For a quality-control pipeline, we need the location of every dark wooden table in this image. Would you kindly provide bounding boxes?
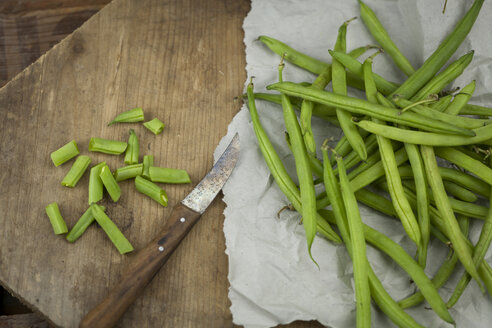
[0,1,324,327]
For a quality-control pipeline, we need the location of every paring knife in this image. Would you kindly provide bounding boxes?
[80,133,240,328]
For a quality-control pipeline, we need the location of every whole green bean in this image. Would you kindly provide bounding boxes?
[442,180,478,203]
[355,188,396,218]
[333,134,378,176]
[444,80,476,115]
[336,154,371,328]
[435,146,492,186]
[331,128,371,165]
[462,103,492,116]
[363,56,420,246]
[421,145,483,290]
[267,82,474,136]
[410,51,474,101]
[389,0,485,99]
[358,0,415,76]
[246,80,340,243]
[332,19,368,161]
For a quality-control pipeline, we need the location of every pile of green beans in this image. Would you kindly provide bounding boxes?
[247,0,491,327]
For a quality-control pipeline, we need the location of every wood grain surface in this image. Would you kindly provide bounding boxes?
[0,0,327,327]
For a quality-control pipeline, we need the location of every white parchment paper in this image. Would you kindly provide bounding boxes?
[215,1,492,327]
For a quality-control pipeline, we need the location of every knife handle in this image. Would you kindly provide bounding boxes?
[79,203,201,328]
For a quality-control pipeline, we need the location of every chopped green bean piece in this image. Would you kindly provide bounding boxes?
[88,162,106,205]
[50,140,80,167]
[124,129,139,164]
[149,167,191,184]
[108,107,144,125]
[142,155,154,179]
[99,164,121,202]
[45,202,68,234]
[88,138,127,155]
[114,164,143,182]
[143,118,165,135]
[66,205,105,243]
[135,176,168,206]
[91,204,134,254]
[61,155,91,188]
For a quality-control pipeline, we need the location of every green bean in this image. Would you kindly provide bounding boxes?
[142,155,154,179]
[447,168,492,307]
[257,35,368,90]
[393,97,488,131]
[355,188,396,218]
[280,65,319,259]
[88,162,106,205]
[329,50,399,96]
[462,103,492,116]
[246,80,341,243]
[355,119,492,146]
[332,20,367,161]
[143,118,165,135]
[135,176,168,207]
[336,154,371,328]
[444,80,476,115]
[389,0,485,99]
[113,164,143,182]
[435,146,492,186]
[410,51,474,101]
[88,138,127,155]
[285,131,324,178]
[50,140,79,167]
[124,129,139,165]
[442,180,478,203]
[430,95,453,112]
[358,0,415,76]
[347,148,384,181]
[66,205,106,243]
[149,167,191,184]
[108,107,144,125]
[331,128,371,165]
[267,82,474,136]
[421,145,483,290]
[99,164,121,202]
[45,202,68,234]
[376,92,429,267]
[398,216,469,309]
[333,134,378,176]
[91,204,134,254]
[363,56,420,246]
[456,145,485,162]
[61,155,91,188]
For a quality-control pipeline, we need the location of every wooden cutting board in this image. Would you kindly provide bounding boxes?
[0,0,248,326]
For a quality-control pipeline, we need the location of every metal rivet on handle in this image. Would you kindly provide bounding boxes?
[180,217,186,223]
[158,246,164,252]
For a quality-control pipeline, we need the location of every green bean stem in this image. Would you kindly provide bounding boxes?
[99,164,121,202]
[88,138,128,155]
[135,176,168,207]
[108,107,144,126]
[88,162,106,205]
[91,204,134,254]
[124,129,139,165]
[421,145,483,290]
[358,0,415,76]
[61,155,91,188]
[444,80,476,115]
[113,164,143,182]
[50,140,80,167]
[45,202,68,234]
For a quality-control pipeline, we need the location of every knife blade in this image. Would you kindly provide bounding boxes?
[80,133,239,328]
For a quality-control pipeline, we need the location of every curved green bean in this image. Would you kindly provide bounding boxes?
[267,82,474,136]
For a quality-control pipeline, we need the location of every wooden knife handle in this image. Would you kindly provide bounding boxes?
[79,203,201,328]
